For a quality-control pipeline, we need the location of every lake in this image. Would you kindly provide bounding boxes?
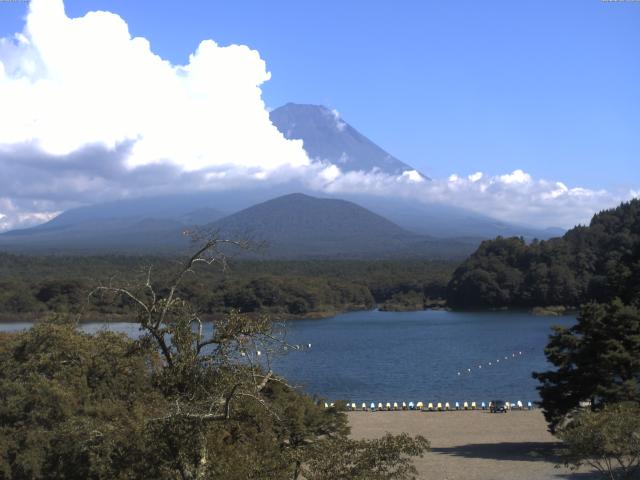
[0,310,574,405]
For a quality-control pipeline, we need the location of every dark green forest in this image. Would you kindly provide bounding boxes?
[447,199,640,309]
[4,199,640,319]
[0,255,454,321]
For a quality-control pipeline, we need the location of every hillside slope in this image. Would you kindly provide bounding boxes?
[209,193,475,259]
[0,193,477,259]
[447,199,640,308]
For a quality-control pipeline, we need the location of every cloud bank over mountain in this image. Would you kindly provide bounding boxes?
[0,0,636,232]
[317,169,630,230]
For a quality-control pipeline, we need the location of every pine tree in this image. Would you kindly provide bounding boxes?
[534,300,640,431]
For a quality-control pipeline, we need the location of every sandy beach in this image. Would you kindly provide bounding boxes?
[348,410,597,480]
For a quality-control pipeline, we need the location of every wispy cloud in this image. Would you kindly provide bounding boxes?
[330,109,347,132]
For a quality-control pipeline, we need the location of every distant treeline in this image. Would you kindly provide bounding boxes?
[447,199,640,309]
[0,255,455,320]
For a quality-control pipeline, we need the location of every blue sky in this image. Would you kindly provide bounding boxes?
[0,0,635,188]
[0,0,637,230]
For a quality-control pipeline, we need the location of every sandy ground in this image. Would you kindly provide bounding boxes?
[348,410,598,480]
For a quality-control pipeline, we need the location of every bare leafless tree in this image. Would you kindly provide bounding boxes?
[89,234,289,479]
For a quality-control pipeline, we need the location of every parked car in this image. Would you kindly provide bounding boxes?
[490,400,508,413]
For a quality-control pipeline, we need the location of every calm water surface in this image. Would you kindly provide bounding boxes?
[274,310,575,404]
[2,310,574,404]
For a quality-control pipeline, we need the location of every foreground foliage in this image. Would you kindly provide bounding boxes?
[0,240,429,479]
[0,322,165,479]
[534,300,640,431]
[557,403,640,480]
[304,434,430,480]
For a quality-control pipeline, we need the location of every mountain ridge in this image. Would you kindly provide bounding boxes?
[0,193,478,259]
[206,193,477,259]
[0,102,564,252]
[270,103,428,179]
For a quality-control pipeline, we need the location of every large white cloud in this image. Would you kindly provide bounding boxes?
[0,0,309,171]
[0,0,636,233]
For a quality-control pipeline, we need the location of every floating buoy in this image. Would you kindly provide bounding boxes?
[257,350,262,356]
[455,349,529,379]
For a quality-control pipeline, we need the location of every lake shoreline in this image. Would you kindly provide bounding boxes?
[0,304,577,324]
[1,310,576,402]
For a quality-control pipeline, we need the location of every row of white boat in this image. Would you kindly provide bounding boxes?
[325,400,534,411]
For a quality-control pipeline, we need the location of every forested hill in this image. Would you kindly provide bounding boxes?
[446,199,640,309]
[0,255,455,320]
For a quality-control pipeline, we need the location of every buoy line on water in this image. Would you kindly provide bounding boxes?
[283,343,312,352]
[456,350,525,377]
